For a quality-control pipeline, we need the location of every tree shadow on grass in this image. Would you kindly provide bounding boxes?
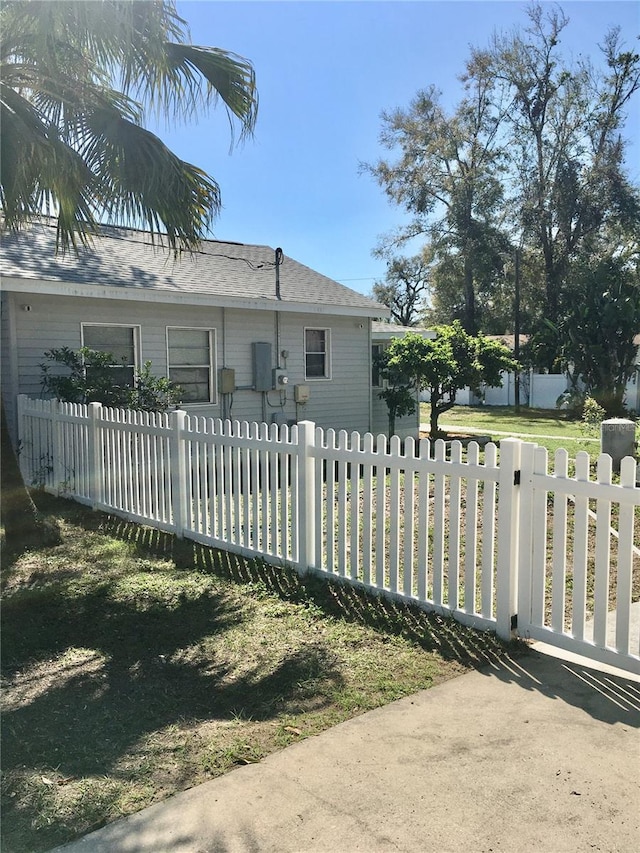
[99,513,640,725]
[1,574,344,781]
[103,514,518,669]
[2,500,504,853]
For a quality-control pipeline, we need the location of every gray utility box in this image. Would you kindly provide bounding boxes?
[601,418,636,473]
[252,342,272,392]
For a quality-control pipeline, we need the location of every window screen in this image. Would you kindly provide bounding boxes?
[167,328,214,403]
[82,325,136,387]
[305,328,330,379]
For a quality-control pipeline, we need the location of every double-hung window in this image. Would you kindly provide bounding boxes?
[81,324,138,386]
[304,328,331,379]
[167,327,216,404]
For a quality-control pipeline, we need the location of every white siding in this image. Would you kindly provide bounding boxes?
[5,292,375,434]
[219,310,372,432]
[9,291,223,398]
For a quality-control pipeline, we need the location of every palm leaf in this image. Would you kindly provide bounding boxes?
[84,108,221,252]
[0,83,98,249]
[0,0,258,252]
[163,44,258,142]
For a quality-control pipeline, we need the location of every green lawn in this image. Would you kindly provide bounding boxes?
[1,495,515,853]
[420,404,584,438]
[419,404,605,461]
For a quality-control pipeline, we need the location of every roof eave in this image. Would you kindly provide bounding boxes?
[0,276,390,319]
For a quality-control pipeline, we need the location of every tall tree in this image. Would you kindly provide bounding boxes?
[544,247,640,416]
[479,3,640,323]
[0,1,258,553]
[372,254,431,326]
[0,0,258,252]
[364,61,506,334]
[367,2,639,364]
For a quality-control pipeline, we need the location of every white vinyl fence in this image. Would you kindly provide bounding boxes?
[17,396,640,675]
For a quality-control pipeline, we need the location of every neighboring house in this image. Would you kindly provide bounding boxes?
[1,220,397,442]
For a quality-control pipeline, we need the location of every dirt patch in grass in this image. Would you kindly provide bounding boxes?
[1,494,517,853]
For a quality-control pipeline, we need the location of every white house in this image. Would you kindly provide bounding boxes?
[1,220,421,441]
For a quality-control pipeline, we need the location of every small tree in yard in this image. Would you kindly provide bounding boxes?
[375,348,417,439]
[382,323,517,437]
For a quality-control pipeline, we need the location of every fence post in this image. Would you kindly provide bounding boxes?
[51,399,63,493]
[16,394,28,481]
[495,438,522,640]
[296,420,316,574]
[87,402,103,509]
[169,409,188,537]
[515,441,537,636]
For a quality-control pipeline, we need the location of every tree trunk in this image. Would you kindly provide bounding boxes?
[463,250,477,335]
[430,392,441,437]
[388,410,396,441]
[0,400,58,552]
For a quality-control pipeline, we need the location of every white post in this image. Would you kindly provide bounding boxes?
[515,441,537,635]
[296,420,316,574]
[169,409,188,537]
[51,399,63,493]
[16,394,28,481]
[88,402,103,509]
[495,438,522,640]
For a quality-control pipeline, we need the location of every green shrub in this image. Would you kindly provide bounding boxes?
[580,396,606,437]
[40,347,183,412]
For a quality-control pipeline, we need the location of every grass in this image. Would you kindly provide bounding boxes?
[423,404,584,439]
[419,404,613,462]
[0,494,516,853]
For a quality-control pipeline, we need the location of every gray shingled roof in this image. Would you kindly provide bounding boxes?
[0,220,387,316]
[372,321,435,339]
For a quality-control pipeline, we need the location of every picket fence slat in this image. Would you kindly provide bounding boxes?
[551,450,569,633]
[616,458,636,654]
[432,440,447,607]
[16,396,640,674]
[362,432,374,587]
[572,453,590,641]
[416,441,430,602]
[448,441,463,612]
[593,456,611,646]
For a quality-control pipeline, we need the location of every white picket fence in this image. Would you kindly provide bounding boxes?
[17,396,640,675]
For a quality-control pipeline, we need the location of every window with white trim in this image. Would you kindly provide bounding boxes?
[81,324,138,386]
[304,328,331,379]
[167,327,216,403]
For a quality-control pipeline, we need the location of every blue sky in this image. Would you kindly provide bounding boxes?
[161,1,639,295]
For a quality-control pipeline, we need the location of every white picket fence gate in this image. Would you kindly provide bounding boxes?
[17,395,640,675]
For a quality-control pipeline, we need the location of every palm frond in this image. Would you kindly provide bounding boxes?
[0,0,257,252]
[85,109,221,252]
[0,83,98,250]
[162,44,258,141]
